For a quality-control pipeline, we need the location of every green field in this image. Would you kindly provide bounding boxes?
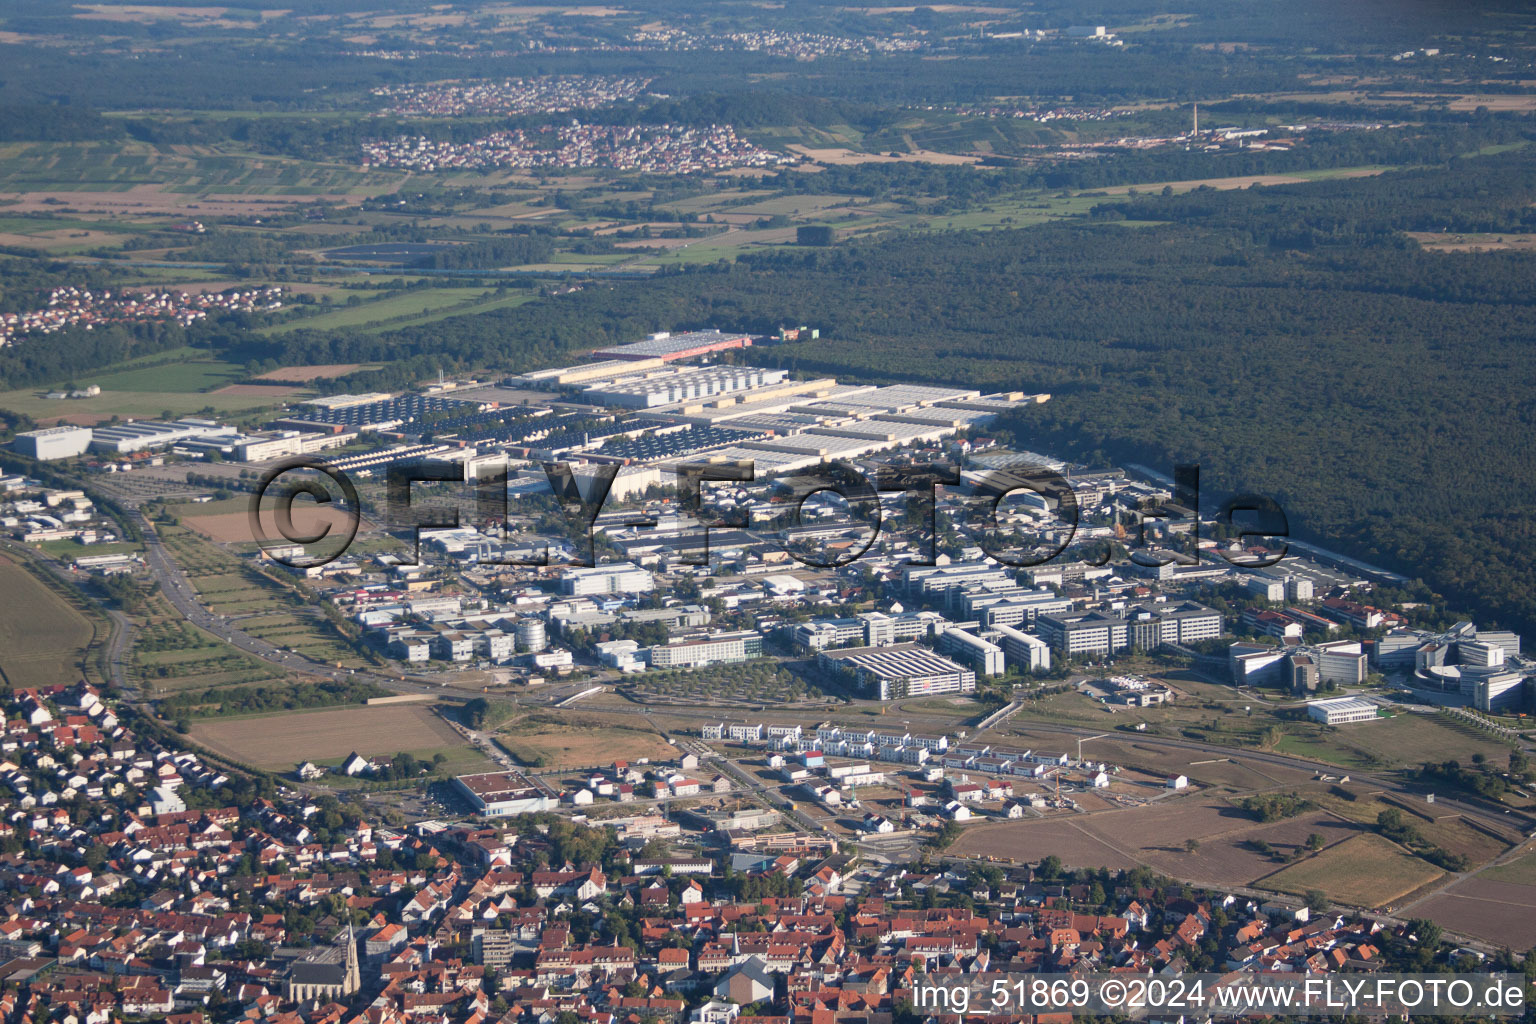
[0,556,99,689]
[264,287,502,333]
[0,348,288,422]
[1482,852,1536,887]
[34,539,143,559]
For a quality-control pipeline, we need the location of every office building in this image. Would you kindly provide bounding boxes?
[559,562,654,596]
[818,643,976,700]
[1035,611,1128,658]
[935,626,1005,677]
[648,630,763,670]
[1306,696,1379,725]
[991,623,1051,672]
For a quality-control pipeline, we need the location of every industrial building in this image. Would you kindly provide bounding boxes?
[452,771,556,817]
[583,365,788,409]
[817,643,976,700]
[88,418,225,454]
[12,425,91,461]
[590,329,752,362]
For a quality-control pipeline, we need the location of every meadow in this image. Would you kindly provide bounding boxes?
[0,556,98,689]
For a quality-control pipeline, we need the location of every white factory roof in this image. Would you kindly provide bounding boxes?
[590,329,749,358]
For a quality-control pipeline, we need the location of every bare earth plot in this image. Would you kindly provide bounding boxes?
[1134,810,1363,887]
[181,504,374,546]
[254,364,368,382]
[951,818,1144,870]
[788,145,981,166]
[192,704,467,769]
[208,384,303,397]
[1096,169,1386,195]
[497,714,679,769]
[1409,232,1536,253]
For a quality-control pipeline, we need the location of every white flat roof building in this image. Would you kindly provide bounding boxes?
[583,366,787,409]
[89,419,224,454]
[13,425,91,461]
[1306,696,1378,725]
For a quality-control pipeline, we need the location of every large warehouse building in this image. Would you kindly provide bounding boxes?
[582,365,787,409]
[89,418,224,454]
[13,425,92,461]
[591,330,752,362]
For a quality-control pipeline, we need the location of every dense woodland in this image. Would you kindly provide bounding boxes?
[204,148,1536,642]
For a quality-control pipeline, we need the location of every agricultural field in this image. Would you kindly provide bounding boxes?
[131,612,284,696]
[951,818,1145,872]
[153,523,367,668]
[1407,877,1536,950]
[1259,833,1445,910]
[0,141,395,197]
[1311,786,1521,866]
[1479,851,1536,887]
[0,348,288,424]
[495,712,678,769]
[191,702,487,772]
[263,287,510,333]
[0,556,99,689]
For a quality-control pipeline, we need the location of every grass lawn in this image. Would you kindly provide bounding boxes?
[35,539,143,559]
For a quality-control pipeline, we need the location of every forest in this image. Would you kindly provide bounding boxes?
[210,147,1536,643]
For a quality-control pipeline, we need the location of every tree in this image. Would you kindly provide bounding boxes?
[1305,833,1325,852]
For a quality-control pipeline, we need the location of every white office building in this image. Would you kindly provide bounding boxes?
[991,623,1052,673]
[1306,696,1379,725]
[935,626,1005,677]
[559,562,655,596]
[648,631,763,670]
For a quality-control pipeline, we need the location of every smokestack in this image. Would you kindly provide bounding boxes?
[1193,103,1199,136]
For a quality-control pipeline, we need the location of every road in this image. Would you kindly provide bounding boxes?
[81,494,1536,859]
